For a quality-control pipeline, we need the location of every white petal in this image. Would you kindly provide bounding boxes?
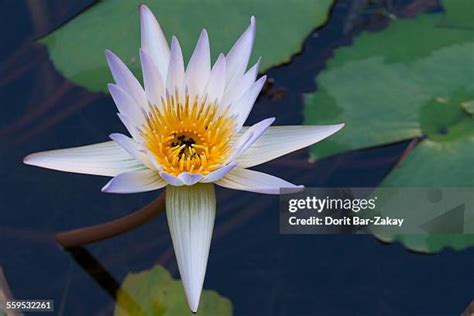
[216,168,302,194]
[140,4,170,80]
[160,172,184,186]
[236,124,345,168]
[185,30,211,100]
[201,163,237,183]
[202,53,226,104]
[117,112,141,140]
[144,150,163,171]
[140,49,165,107]
[159,172,203,186]
[109,133,154,169]
[166,183,216,313]
[102,169,166,193]
[23,141,143,177]
[228,117,274,162]
[225,16,256,85]
[108,84,144,126]
[178,173,203,185]
[105,50,147,110]
[232,75,266,128]
[166,37,185,101]
[222,58,260,107]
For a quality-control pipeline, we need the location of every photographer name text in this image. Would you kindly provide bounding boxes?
[288,216,404,227]
[286,196,404,228]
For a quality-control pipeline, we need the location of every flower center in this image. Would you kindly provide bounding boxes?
[141,93,236,176]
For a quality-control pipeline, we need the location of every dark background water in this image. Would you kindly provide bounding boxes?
[1,0,473,315]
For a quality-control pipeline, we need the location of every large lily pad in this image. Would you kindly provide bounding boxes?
[305,42,474,159]
[304,0,474,159]
[372,91,474,252]
[41,0,333,93]
[365,186,474,253]
[114,265,232,316]
[304,3,474,252]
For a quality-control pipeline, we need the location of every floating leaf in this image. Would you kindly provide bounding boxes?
[369,186,474,253]
[305,42,474,159]
[304,5,474,252]
[41,0,333,93]
[114,265,232,316]
[439,0,474,29]
[327,15,474,68]
[372,92,474,252]
[304,4,474,159]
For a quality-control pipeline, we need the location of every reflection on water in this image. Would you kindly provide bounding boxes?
[1,0,473,315]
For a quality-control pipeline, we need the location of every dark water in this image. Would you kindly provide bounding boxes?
[1,1,473,315]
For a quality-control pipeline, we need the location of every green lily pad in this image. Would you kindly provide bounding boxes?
[41,0,333,93]
[371,186,474,253]
[305,42,474,159]
[373,94,474,252]
[326,0,474,69]
[304,8,474,159]
[327,15,474,68]
[304,5,474,252]
[366,187,474,253]
[439,0,474,29]
[114,265,232,316]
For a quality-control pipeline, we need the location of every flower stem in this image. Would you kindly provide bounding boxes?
[55,193,166,248]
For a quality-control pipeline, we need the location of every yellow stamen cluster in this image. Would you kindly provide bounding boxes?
[141,93,236,176]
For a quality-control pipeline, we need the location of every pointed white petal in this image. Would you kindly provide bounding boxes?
[202,54,226,104]
[225,16,256,85]
[216,168,302,194]
[201,163,237,183]
[145,149,163,171]
[166,37,185,101]
[222,58,260,107]
[232,75,266,128]
[228,117,274,162]
[108,84,144,126]
[105,50,147,110]
[140,49,165,107]
[102,169,166,193]
[117,112,141,140]
[237,124,345,168]
[23,141,143,177]
[185,30,211,100]
[109,133,154,169]
[140,4,170,80]
[166,183,216,313]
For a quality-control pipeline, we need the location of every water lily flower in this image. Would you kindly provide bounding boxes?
[24,4,344,312]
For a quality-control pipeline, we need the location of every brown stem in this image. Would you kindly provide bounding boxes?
[56,193,166,248]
